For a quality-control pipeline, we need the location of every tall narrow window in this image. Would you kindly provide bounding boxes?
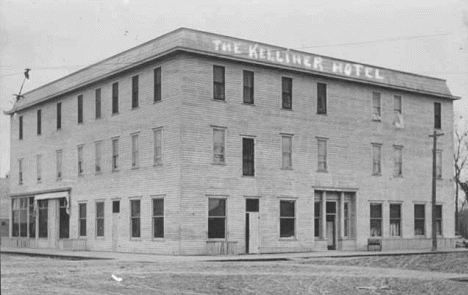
[394,95,402,114]
[436,150,442,179]
[242,137,255,176]
[282,77,292,109]
[56,150,62,180]
[131,134,139,168]
[435,205,442,235]
[213,128,225,164]
[370,203,382,237]
[281,135,292,169]
[79,203,87,237]
[372,144,382,175]
[213,66,225,100]
[112,138,119,171]
[317,138,328,172]
[153,198,164,238]
[280,200,295,238]
[130,200,141,238]
[132,75,139,109]
[414,204,425,236]
[36,154,42,182]
[153,128,162,165]
[112,82,119,114]
[390,203,401,237]
[393,145,403,177]
[77,145,84,176]
[372,92,381,121]
[57,102,62,129]
[59,198,69,239]
[19,115,23,139]
[18,158,23,185]
[96,202,104,237]
[434,102,441,129]
[243,70,254,104]
[344,202,350,237]
[317,83,327,114]
[95,88,101,119]
[38,200,48,238]
[13,198,28,237]
[314,202,321,238]
[208,198,226,239]
[77,94,83,124]
[95,141,102,173]
[154,67,161,102]
[37,109,42,135]
[12,199,19,236]
[29,197,35,238]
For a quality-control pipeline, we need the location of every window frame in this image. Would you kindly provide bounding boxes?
[112,82,119,115]
[242,137,255,176]
[213,65,225,100]
[414,204,425,236]
[95,201,105,237]
[152,197,164,239]
[280,199,296,238]
[131,75,139,109]
[435,205,442,236]
[37,109,42,135]
[78,203,87,237]
[95,141,102,174]
[393,145,403,177]
[77,94,84,124]
[19,115,23,140]
[56,149,63,180]
[112,137,119,171]
[36,154,42,183]
[372,143,382,176]
[281,134,293,169]
[77,145,84,176]
[38,199,48,238]
[394,95,402,114]
[213,127,226,165]
[372,92,381,121]
[153,128,162,166]
[281,77,292,110]
[317,82,327,114]
[131,133,139,169]
[95,88,101,119]
[314,201,321,238]
[389,203,402,237]
[130,199,141,238]
[18,158,23,185]
[208,197,227,239]
[154,67,161,102]
[56,102,62,130]
[243,70,254,104]
[434,102,441,129]
[370,203,382,237]
[436,149,442,179]
[317,137,328,172]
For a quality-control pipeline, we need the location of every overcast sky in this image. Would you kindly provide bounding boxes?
[0,0,467,177]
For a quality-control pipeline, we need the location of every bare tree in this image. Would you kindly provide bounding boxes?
[454,118,468,234]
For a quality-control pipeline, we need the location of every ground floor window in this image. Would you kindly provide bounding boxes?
[96,202,104,237]
[12,197,28,237]
[390,203,401,237]
[79,203,87,237]
[29,197,35,238]
[208,198,226,239]
[370,203,382,237]
[414,204,425,236]
[280,200,295,238]
[59,198,69,239]
[152,198,164,238]
[130,199,141,238]
[344,202,350,237]
[314,202,321,238]
[38,200,48,238]
[435,205,442,236]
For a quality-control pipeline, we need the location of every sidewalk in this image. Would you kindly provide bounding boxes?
[2,246,467,262]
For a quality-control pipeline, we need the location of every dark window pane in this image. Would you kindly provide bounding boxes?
[78,95,83,123]
[37,109,41,135]
[132,75,139,108]
[242,138,255,176]
[243,70,254,104]
[96,219,104,237]
[209,199,225,216]
[317,83,327,114]
[246,199,259,212]
[435,205,442,219]
[213,66,225,100]
[415,205,425,219]
[390,204,401,218]
[112,82,119,114]
[131,200,140,217]
[19,116,23,139]
[96,202,104,217]
[280,200,295,217]
[370,220,382,236]
[326,202,336,214]
[282,77,292,109]
[38,200,48,238]
[95,88,101,119]
[153,199,164,216]
[29,197,35,237]
[57,103,62,129]
[153,217,164,238]
[208,217,225,238]
[154,67,161,102]
[434,102,441,129]
[370,204,382,218]
[280,219,295,238]
[131,218,140,238]
[314,202,321,217]
[112,201,120,213]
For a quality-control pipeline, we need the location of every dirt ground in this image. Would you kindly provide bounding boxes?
[1,252,467,295]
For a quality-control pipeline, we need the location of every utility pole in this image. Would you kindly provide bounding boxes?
[429,130,444,251]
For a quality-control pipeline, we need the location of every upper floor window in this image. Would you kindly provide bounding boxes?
[112,82,119,114]
[56,149,63,180]
[213,128,226,165]
[317,138,328,172]
[36,154,42,183]
[19,115,23,140]
[18,158,23,185]
[242,137,255,176]
[282,77,292,109]
[372,92,381,121]
[243,70,254,104]
[77,94,83,124]
[154,67,161,102]
[434,102,441,129]
[95,141,102,173]
[57,102,62,130]
[95,88,101,119]
[394,95,402,114]
[213,66,225,100]
[77,145,84,176]
[37,109,41,135]
[393,145,403,177]
[372,143,382,175]
[436,149,442,179]
[281,135,292,169]
[153,128,162,165]
[317,83,327,114]
[112,138,119,171]
[132,75,139,109]
[131,133,139,168]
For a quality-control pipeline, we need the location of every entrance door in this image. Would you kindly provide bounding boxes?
[112,200,120,252]
[326,215,336,250]
[245,199,260,254]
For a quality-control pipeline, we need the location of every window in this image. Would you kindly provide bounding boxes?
[131,75,139,109]
[314,202,321,238]
[317,83,327,114]
[112,138,119,171]
[95,141,102,173]
[130,199,140,238]
[95,88,101,119]
[436,150,442,179]
[56,150,62,180]
[246,199,259,212]
[153,198,164,238]
[112,82,119,114]
[242,137,255,176]
[57,102,62,130]
[18,158,23,185]
[317,138,328,172]
[213,128,225,164]
[153,128,162,165]
[19,115,23,140]
[77,145,84,175]
[370,203,382,237]
[208,198,226,239]
[79,203,87,237]
[434,102,441,129]
[243,70,254,104]
[213,66,225,100]
[281,135,292,169]
[393,145,403,177]
[113,201,120,213]
[372,92,381,121]
[435,205,442,235]
[29,197,35,238]
[78,94,83,124]
[372,144,382,175]
[96,202,104,237]
[394,95,402,114]
[37,109,41,135]
[282,77,292,109]
[344,202,350,238]
[59,198,69,239]
[414,204,425,236]
[11,198,27,237]
[36,154,42,182]
[390,204,401,237]
[280,200,295,238]
[38,200,48,238]
[131,134,139,168]
[154,67,161,102]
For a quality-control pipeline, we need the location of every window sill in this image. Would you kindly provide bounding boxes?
[153,100,162,104]
[112,169,120,173]
[372,173,382,177]
[242,102,255,106]
[130,237,142,241]
[78,122,83,125]
[96,236,105,239]
[317,169,328,173]
[281,167,293,170]
[95,117,101,120]
[242,175,255,178]
[131,166,140,170]
[393,175,403,178]
[131,107,140,111]
[279,237,297,241]
[56,178,62,182]
[95,171,102,175]
[281,108,293,111]
[78,174,84,177]
[37,180,42,184]
[316,113,327,116]
[152,237,165,241]
[207,238,227,242]
[212,162,226,166]
[372,119,381,122]
[212,99,226,102]
[111,112,119,116]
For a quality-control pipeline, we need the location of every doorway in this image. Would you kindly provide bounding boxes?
[112,200,120,252]
[326,202,336,250]
[245,199,259,254]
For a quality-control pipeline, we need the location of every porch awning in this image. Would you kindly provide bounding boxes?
[35,191,70,213]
